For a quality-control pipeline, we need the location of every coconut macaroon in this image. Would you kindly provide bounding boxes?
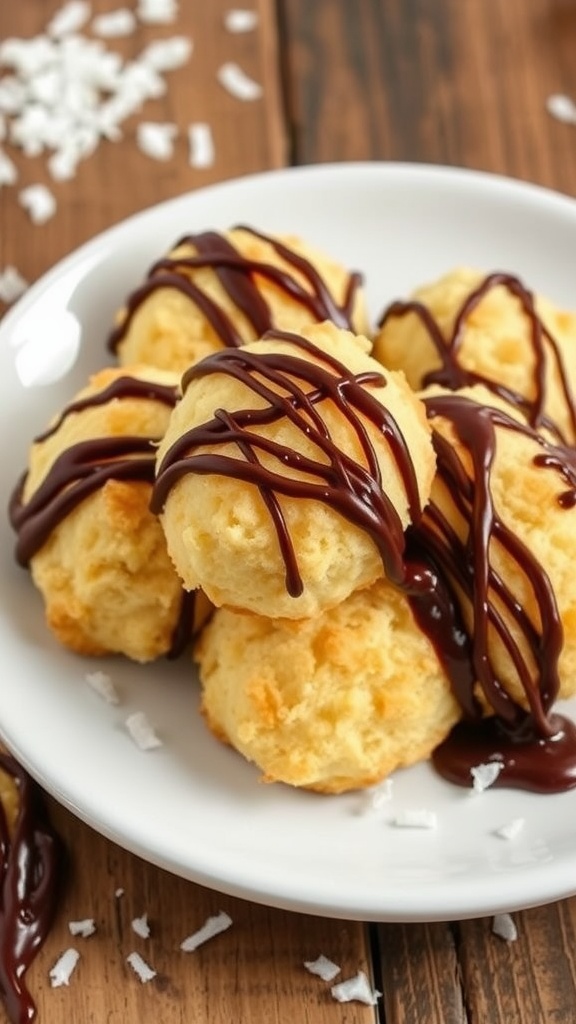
[196,578,460,793]
[374,267,576,444]
[152,321,436,620]
[107,226,369,374]
[420,383,576,728]
[9,364,200,663]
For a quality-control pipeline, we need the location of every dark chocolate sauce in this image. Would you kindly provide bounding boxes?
[0,754,63,1024]
[378,271,576,444]
[107,227,363,354]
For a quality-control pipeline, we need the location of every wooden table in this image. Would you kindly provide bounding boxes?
[2,2,576,1022]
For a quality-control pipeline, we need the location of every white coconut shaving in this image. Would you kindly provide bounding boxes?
[224,9,259,33]
[49,947,81,987]
[47,1,92,39]
[188,121,214,168]
[115,887,125,899]
[391,809,437,830]
[180,910,233,952]
[492,913,518,942]
[330,970,381,1006]
[470,761,503,793]
[125,711,162,751]
[494,817,525,841]
[0,265,28,303]
[126,950,157,982]
[140,36,192,72]
[85,670,120,705]
[136,120,178,160]
[131,913,151,939]
[546,93,576,125]
[137,0,179,24]
[18,183,56,223]
[303,954,341,982]
[68,918,96,938]
[217,62,263,101]
[356,778,393,814]
[0,148,18,187]
[92,9,137,38]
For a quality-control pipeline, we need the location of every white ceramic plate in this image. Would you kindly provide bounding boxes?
[2,162,576,924]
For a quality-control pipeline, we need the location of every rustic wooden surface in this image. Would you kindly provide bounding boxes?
[2,1,576,1022]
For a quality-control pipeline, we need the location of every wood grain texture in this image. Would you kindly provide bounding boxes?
[281,0,576,194]
[376,922,466,1023]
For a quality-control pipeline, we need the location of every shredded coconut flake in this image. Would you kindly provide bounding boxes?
[126,950,157,982]
[188,121,214,168]
[49,947,81,987]
[140,36,192,72]
[68,918,96,938]
[180,910,233,952]
[137,0,179,24]
[304,954,341,982]
[546,93,576,125]
[136,120,178,160]
[357,778,393,814]
[115,887,125,898]
[92,9,137,37]
[47,1,92,39]
[0,265,28,303]
[217,61,263,101]
[18,183,56,223]
[494,817,525,841]
[492,912,518,942]
[85,670,120,705]
[125,711,162,751]
[471,761,503,793]
[330,970,381,1006]
[0,148,18,186]
[391,809,437,830]
[131,913,151,939]
[224,9,259,33]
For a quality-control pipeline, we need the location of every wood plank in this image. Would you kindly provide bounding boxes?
[280,0,576,194]
[376,922,467,1024]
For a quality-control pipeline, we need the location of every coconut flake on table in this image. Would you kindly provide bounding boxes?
[68,918,96,938]
[49,948,81,987]
[139,36,193,72]
[224,9,259,33]
[125,711,162,751]
[0,148,17,187]
[131,913,151,939]
[47,1,92,39]
[303,954,341,982]
[494,817,525,841]
[115,887,125,899]
[92,9,137,38]
[188,121,214,168]
[391,808,437,830]
[330,970,381,1006]
[85,669,120,705]
[136,120,178,160]
[180,911,233,952]
[18,183,56,223]
[137,0,179,24]
[470,761,503,793]
[126,951,157,983]
[546,93,576,125]
[0,265,28,303]
[492,913,518,942]
[217,61,263,101]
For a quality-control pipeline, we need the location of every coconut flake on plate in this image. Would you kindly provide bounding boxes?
[92,9,137,38]
[85,670,120,705]
[492,913,518,942]
[68,918,96,938]
[180,910,233,952]
[224,9,259,33]
[49,948,81,987]
[136,121,178,161]
[391,809,437,830]
[0,265,28,303]
[303,954,341,981]
[188,121,215,168]
[470,761,503,793]
[494,817,525,841]
[330,970,381,1006]
[125,711,162,751]
[18,183,57,224]
[126,951,157,983]
[217,62,263,101]
[131,913,151,939]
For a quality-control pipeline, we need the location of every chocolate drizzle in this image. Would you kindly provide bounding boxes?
[107,227,363,354]
[379,271,576,444]
[0,754,63,1024]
